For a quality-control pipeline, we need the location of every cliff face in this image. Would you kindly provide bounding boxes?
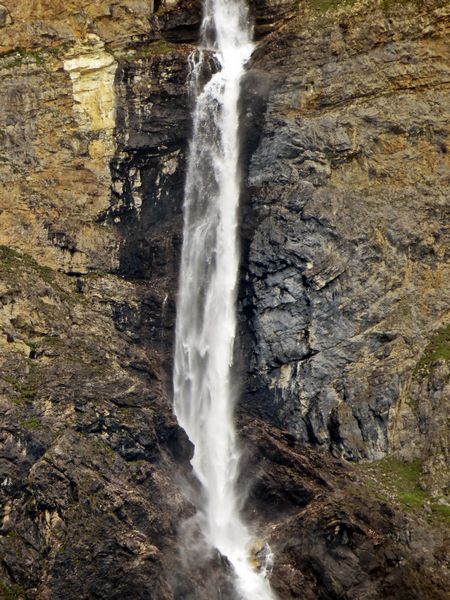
[241,0,449,490]
[0,0,449,599]
[0,3,198,598]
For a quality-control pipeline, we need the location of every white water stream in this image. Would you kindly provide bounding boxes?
[173,1,276,598]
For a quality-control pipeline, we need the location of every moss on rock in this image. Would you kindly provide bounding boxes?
[415,323,450,377]
[359,457,450,524]
[0,580,26,600]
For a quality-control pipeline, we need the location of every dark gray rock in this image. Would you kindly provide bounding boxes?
[241,418,450,600]
[240,1,450,468]
[0,4,11,27]
[249,0,300,38]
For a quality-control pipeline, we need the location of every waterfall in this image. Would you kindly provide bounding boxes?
[173,1,276,598]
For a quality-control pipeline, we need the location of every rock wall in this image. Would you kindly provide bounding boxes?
[241,0,449,488]
[0,2,198,598]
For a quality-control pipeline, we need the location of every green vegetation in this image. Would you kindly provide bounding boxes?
[380,0,427,9]
[0,246,56,285]
[26,336,63,353]
[0,43,71,70]
[0,580,25,600]
[0,246,86,312]
[121,40,176,61]
[368,458,428,507]
[415,323,450,376]
[360,457,450,524]
[20,416,42,431]
[431,503,450,520]
[82,270,110,281]
[1,375,37,404]
[40,335,63,347]
[307,0,430,15]
[0,48,45,69]
[16,381,37,403]
[6,530,18,540]
[308,0,358,13]
[0,246,23,264]
[92,439,117,461]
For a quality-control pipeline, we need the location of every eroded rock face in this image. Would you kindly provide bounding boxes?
[108,41,193,283]
[240,0,450,481]
[0,248,195,599]
[0,3,195,598]
[154,0,202,42]
[64,36,117,133]
[250,0,300,37]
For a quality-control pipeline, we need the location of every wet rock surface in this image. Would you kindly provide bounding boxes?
[107,41,192,283]
[155,0,202,43]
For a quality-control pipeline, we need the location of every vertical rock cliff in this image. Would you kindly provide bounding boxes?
[241,0,449,487]
[0,0,448,598]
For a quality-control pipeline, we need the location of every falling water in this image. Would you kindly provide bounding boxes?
[173,1,276,598]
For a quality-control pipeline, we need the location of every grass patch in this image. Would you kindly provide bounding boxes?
[21,416,42,430]
[308,0,358,13]
[431,504,450,520]
[0,246,75,301]
[360,457,450,524]
[17,381,37,403]
[0,579,25,600]
[373,458,427,507]
[1,375,37,404]
[0,246,23,265]
[414,323,450,377]
[0,43,71,70]
[0,48,45,69]
[361,457,424,505]
[0,245,55,285]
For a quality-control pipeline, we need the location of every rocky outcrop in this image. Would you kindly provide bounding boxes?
[0,5,11,28]
[241,418,449,600]
[0,0,187,275]
[0,2,195,598]
[108,40,192,283]
[154,0,202,42]
[250,0,300,37]
[0,0,448,598]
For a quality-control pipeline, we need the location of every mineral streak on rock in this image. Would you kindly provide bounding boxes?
[64,35,117,133]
